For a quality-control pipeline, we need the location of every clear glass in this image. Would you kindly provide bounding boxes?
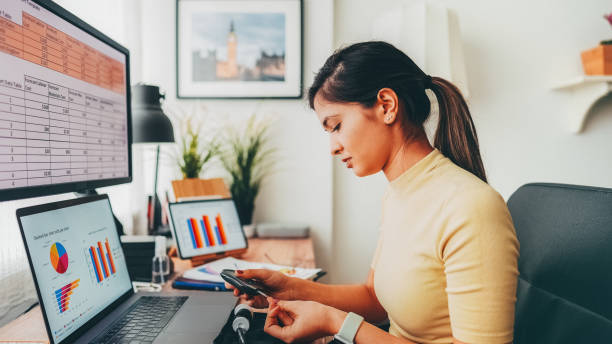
[151,254,170,284]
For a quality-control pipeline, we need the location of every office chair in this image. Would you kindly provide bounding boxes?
[507,183,612,343]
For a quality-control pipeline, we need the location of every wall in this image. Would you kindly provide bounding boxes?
[331,0,612,284]
[137,0,335,272]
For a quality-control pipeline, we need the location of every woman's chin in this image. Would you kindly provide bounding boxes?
[352,165,375,178]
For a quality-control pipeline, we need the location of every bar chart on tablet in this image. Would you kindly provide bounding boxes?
[186,213,229,249]
[169,200,247,257]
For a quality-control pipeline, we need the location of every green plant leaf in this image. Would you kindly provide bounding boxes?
[221,114,276,224]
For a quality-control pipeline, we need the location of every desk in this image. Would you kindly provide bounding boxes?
[0,238,315,343]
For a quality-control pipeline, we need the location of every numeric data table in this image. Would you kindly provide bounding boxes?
[0,74,127,189]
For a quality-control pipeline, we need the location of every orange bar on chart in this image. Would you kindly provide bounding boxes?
[105,239,116,274]
[215,214,228,245]
[90,246,103,282]
[203,215,216,246]
[191,218,203,248]
[98,241,110,278]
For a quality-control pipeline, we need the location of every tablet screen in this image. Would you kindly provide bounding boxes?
[168,199,247,258]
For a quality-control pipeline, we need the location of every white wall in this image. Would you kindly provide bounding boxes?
[137,0,335,272]
[331,0,612,284]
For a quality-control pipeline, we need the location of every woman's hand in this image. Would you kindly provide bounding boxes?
[264,298,346,343]
[224,269,297,308]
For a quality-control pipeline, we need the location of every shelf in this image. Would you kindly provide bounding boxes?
[552,76,612,133]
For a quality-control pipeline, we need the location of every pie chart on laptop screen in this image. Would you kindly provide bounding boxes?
[50,242,69,274]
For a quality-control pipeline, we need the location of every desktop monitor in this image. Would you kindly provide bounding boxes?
[0,0,132,202]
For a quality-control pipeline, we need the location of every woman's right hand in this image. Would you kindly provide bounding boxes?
[224,269,297,308]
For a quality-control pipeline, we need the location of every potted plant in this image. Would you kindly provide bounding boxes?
[169,114,230,200]
[178,118,218,178]
[580,12,612,75]
[221,115,275,234]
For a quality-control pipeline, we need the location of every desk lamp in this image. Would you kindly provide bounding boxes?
[132,84,175,234]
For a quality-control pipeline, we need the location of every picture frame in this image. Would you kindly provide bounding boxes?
[176,0,303,99]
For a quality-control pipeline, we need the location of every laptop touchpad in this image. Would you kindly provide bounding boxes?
[160,292,236,339]
[166,303,232,333]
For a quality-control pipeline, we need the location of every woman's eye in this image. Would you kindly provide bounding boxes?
[332,123,341,132]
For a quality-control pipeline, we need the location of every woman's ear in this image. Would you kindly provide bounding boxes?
[377,88,399,125]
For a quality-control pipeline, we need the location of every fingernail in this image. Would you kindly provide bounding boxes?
[237,270,244,274]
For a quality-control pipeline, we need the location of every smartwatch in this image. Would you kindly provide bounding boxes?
[333,312,364,344]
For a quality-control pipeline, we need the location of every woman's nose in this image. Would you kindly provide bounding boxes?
[330,136,342,156]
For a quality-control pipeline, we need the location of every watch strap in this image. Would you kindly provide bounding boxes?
[333,312,364,344]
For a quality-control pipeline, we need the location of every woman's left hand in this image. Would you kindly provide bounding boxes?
[264,298,345,343]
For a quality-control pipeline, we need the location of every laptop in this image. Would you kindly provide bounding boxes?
[16,194,237,344]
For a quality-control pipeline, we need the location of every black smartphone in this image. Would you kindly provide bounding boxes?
[220,269,270,297]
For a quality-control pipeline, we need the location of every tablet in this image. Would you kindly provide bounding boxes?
[168,198,248,260]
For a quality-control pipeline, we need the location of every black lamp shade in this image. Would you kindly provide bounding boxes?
[131,84,175,143]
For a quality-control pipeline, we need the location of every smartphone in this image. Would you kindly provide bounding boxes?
[220,269,270,297]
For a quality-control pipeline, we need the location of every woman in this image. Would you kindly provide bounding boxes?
[228,41,519,344]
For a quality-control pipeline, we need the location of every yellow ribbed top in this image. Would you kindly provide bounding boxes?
[372,149,519,344]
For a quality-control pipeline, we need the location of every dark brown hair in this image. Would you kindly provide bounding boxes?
[308,41,487,182]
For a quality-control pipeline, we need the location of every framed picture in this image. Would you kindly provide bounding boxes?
[176,0,303,99]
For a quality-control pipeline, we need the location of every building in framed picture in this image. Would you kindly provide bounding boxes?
[177,0,302,99]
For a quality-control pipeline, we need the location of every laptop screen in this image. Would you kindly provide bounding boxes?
[18,197,132,343]
[168,199,247,258]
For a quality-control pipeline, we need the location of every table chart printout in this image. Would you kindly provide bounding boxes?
[0,0,128,191]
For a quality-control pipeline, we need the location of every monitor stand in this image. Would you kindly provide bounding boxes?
[74,189,125,236]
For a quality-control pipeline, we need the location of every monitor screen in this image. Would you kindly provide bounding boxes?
[18,196,132,344]
[168,199,247,258]
[0,0,131,201]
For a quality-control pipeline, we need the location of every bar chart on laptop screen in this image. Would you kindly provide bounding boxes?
[85,237,118,284]
[0,0,128,190]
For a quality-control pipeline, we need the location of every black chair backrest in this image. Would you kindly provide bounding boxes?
[507,183,612,343]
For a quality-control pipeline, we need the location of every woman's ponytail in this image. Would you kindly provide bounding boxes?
[429,77,487,183]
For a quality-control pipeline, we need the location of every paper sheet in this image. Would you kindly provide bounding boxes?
[183,256,322,282]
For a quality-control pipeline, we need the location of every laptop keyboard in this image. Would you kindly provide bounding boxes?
[89,296,188,344]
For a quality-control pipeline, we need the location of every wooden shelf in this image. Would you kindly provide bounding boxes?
[552,76,612,133]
